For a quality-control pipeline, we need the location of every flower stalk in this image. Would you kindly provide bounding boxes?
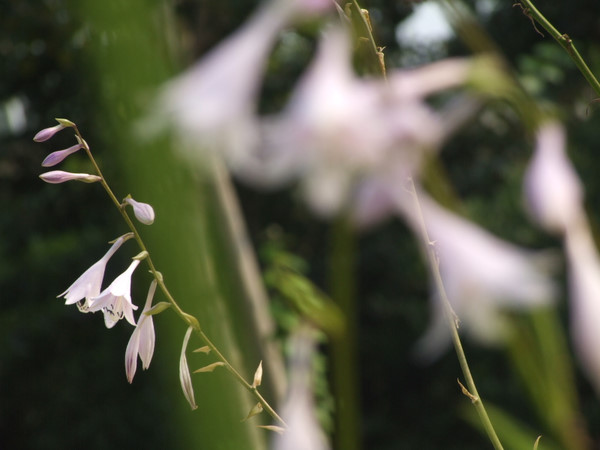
[66,123,286,427]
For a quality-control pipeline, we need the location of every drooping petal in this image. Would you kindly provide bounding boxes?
[523,121,584,234]
[565,222,600,393]
[40,170,101,184]
[42,143,83,167]
[179,326,198,410]
[138,280,157,369]
[124,197,155,225]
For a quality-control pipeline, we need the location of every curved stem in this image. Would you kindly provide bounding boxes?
[407,179,504,450]
[517,0,600,97]
[74,125,286,427]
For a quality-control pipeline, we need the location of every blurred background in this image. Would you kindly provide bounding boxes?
[2,0,600,448]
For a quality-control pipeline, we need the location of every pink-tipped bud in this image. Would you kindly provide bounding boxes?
[39,170,101,184]
[124,197,155,225]
[33,124,66,142]
[42,143,84,167]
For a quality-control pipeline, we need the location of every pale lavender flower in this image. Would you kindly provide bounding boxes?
[88,259,140,328]
[524,122,584,234]
[39,170,101,184]
[124,197,155,225]
[42,143,83,167]
[125,280,157,383]
[179,326,198,410]
[33,124,66,142]
[272,327,329,450]
[398,189,555,354]
[58,233,132,309]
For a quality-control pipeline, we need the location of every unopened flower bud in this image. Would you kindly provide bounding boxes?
[39,170,101,184]
[33,124,66,142]
[42,143,83,167]
[124,197,155,225]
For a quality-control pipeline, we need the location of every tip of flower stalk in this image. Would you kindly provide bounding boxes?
[55,118,76,128]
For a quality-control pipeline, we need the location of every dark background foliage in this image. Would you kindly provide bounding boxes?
[2,0,600,448]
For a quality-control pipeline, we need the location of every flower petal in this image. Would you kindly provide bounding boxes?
[179,326,197,410]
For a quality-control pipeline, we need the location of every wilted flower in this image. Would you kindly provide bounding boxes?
[524,122,584,234]
[398,188,555,354]
[272,327,329,450]
[179,326,198,410]
[125,280,157,383]
[124,197,155,225]
[39,170,101,184]
[58,233,133,310]
[42,143,84,167]
[88,259,141,328]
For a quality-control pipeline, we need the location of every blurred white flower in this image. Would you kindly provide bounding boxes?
[88,259,140,328]
[272,327,329,450]
[564,222,600,393]
[146,0,331,166]
[398,189,556,354]
[524,122,584,234]
[240,27,474,220]
[125,280,157,383]
[58,233,132,310]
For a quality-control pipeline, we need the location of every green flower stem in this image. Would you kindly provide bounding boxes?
[408,179,504,450]
[74,125,286,428]
[517,0,600,97]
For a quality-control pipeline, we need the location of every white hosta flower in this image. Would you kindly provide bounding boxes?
[242,28,471,219]
[124,197,155,225]
[524,122,584,234]
[88,259,141,328]
[146,0,330,166]
[398,189,556,354]
[58,233,132,310]
[272,327,329,450]
[125,280,157,383]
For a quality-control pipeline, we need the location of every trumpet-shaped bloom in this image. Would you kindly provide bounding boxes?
[125,280,157,383]
[59,234,131,310]
[39,170,101,184]
[124,197,155,225]
[523,122,584,234]
[398,188,556,354]
[88,259,140,328]
[42,143,83,167]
